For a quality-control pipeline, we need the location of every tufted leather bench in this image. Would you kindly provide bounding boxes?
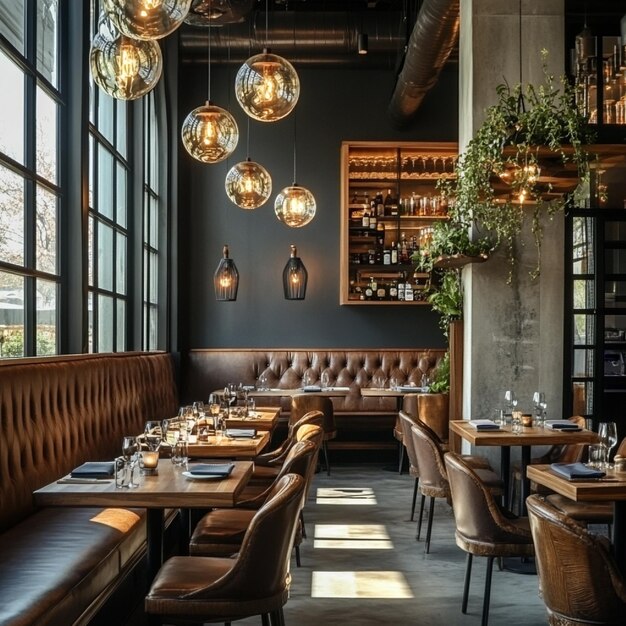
[0,352,179,626]
[182,349,445,451]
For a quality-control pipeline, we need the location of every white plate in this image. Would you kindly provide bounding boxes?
[182,471,226,480]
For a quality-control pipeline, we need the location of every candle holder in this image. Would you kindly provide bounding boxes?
[140,451,159,475]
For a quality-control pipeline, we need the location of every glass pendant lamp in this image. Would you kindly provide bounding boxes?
[214,245,239,301]
[103,0,192,40]
[90,13,162,101]
[234,0,300,122]
[181,26,238,163]
[283,244,308,300]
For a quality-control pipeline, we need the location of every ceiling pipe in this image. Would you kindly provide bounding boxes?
[180,11,405,67]
[387,0,460,128]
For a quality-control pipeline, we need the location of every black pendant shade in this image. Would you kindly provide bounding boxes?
[214,244,239,301]
[283,244,307,300]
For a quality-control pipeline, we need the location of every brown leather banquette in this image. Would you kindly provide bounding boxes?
[182,348,445,450]
[0,352,179,626]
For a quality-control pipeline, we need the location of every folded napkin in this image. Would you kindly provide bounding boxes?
[550,462,605,480]
[188,463,235,477]
[225,428,257,439]
[469,419,500,431]
[71,461,115,479]
[328,386,350,392]
[545,420,581,430]
[395,385,427,393]
[303,385,322,392]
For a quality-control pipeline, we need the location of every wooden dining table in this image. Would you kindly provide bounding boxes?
[527,464,626,572]
[33,460,253,580]
[449,420,598,513]
[221,406,280,431]
[187,429,270,459]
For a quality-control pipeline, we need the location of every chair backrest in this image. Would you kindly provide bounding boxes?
[617,436,626,458]
[417,393,449,442]
[290,394,336,436]
[444,452,532,546]
[276,439,318,483]
[556,415,588,464]
[398,411,419,470]
[526,494,626,624]
[291,410,325,436]
[188,473,306,601]
[410,420,448,492]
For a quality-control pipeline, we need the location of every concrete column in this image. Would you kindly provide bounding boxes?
[459,1,565,440]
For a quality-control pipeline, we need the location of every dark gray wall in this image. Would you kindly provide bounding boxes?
[178,63,458,350]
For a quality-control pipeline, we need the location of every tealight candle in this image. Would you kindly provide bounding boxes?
[141,450,159,474]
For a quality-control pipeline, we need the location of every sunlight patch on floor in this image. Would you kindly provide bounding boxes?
[313,524,393,549]
[315,487,377,505]
[311,571,413,598]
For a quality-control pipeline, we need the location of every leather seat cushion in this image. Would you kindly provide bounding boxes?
[545,494,613,524]
[189,509,254,556]
[0,506,145,626]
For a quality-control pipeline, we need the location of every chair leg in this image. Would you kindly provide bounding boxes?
[416,494,426,540]
[398,442,405,474]
[300,509,307,539]
[262,615,271,626]
[425,496,435,554]
[295,544,301,567]
[269,607,285,626]
[462,553,473,614]
[323,440,331,476]
[482,556,495,626]
[410,477,419,521]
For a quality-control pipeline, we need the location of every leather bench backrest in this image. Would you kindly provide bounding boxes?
[0,352,178,533]
[183,349,445,413]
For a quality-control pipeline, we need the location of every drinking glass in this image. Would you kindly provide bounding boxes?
[144,421,162,452]
[599,421,618,468]
[257,374,268,391]
[511,410,523,434]
[320,371,330,389]
[532,391,547,426]
[208,393,220,429]
[588,443,604,469]
[504,390,518,415]
[121,436,139,488]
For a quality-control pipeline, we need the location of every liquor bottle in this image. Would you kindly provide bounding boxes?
[376,222,385,247]
[389,281,398,300]
[383,248,391,265]
[362,206,370,228]
[389,190,399,217]
[384,189,393,216]
[390,241,398,264]
[375,191,384,217]
[364,279,374,300]
[376,281,387,301]
[397,280,405,301]
[400,232,409,264]
[369,210,377,230]
[368,249,376,264]
[404,279,414,301]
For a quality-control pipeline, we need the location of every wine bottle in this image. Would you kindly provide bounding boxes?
[362,206,370,228]
[390,241,398,264]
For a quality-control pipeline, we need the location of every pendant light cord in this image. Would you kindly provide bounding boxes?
[516,0,525,113]
[293,110,297,183]
[207,4,212,102]
[265,0,269,48]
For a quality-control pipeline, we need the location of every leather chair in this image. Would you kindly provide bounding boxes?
[189,433,321,566]
[397,411,421,521]
[145,473,305,626]
[444,452,534,626]
[410,420,502,554]
[291,394,336,476]
[527,494,626,625]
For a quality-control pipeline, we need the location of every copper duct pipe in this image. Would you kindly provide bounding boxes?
[387,0,460,128]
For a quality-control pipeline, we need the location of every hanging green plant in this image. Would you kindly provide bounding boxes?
[442,49,595,281]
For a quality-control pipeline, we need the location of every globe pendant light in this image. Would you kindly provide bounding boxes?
[90,13,162,101]
[181,24,238,163]
[225,119,272,209]
[274,114,316,228]
[103,0,192,40]
[283,244,308,300]
[214,245,239,301]
[234,0,300,122]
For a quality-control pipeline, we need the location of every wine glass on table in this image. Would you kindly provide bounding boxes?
[144,421,162,452]
[504,390,518,419]
[121,436,139,488]
[599,421,618,468]
[208,393,220,431]
[532,391,546,426]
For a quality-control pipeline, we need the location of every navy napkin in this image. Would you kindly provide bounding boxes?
[225,428,257,439]
[188,463,235,477]
[469,419,500,431]
[303,385,321,392]
[545,420,581,431]
[71,461,115,479]
[550,462,605,480]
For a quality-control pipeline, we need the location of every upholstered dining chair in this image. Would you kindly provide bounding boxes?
[145,473,305,626]
[444,452,534,626]
[410,420,502,554]
[398,411,421,520]
[527,494,626,625]
[291,394,336,476]
[189,435,320,567]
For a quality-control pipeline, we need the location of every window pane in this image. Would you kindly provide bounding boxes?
[88,291,93,352]
[35,183,57,273]
[149,250,157,303]
[116,162,126,227]
[573,278,594,310]
[97,144,113,218]
[149,196,158,247]
[98,221,113,291]
[98,91,114,145]
[36,0,58,87]
[0,1,25,53]
[605,249,626,275]
[573,347,594,377]
[605,221,626,243]
[36,277,56,355]
[148,305,157,350]
[116,231,126,294]
[0,271,24,358]
[572,216,594,275]
[0,49,24,164]
[88,215,94,286]
[98,294,113,352]
[88,135,94,208]
[116,99,127,158]
[0,164,24,265]
[36,85,58,184]
[116,298,125,351]
[605,281,626,308]
[573,313,594,345]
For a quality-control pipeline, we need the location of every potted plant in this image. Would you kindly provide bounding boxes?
[442,49,595,280]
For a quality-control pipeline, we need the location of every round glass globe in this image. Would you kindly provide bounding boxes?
[235,50,300,122]
[103,0,192,40]
[274,185,316,228]
[225,159,272,210]
[90,14,163,101]
[181,101,239,164]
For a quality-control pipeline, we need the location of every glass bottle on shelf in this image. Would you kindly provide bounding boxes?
[376,222,385,247]
[362,206,370,228]
[390,241,398,264]
[376,281,387,301]
[369,209,377,230]
[375,191,384,217]
[384,189,393,215]
[389,280,398,300]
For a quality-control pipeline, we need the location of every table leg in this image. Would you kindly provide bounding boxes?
[614,501,626,573]
[146,509,164,581]
[500,446,511,506]
[519,446,531,516]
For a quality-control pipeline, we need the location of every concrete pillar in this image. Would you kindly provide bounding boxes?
[459,1,565,439]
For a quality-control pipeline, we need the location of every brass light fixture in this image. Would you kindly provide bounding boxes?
[103,0,192,40]
[181,20,239,163]
[234,0,300,122]
[283,244,308,300]
[90,13,162,101]
[214,245,239,301]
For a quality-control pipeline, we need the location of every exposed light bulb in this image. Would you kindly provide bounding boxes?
[225,159,272,210]
[104,0,191,40]
[117,43,140,81]
[219,275,232,288]
[259,68,277,101]
[274,184,316,228]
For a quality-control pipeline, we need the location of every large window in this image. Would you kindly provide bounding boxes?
[0,0,60,357]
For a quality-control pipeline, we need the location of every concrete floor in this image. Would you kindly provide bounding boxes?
[232,462,549,626]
